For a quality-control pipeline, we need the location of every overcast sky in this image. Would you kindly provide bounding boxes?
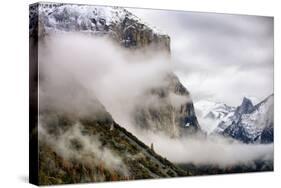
[129,8,273,106]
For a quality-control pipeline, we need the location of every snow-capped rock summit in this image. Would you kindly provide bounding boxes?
[196,94,273,143]
[195,100,235,133]
[234,97,254,116]
[30,3,170,51]
[219,94,274,143]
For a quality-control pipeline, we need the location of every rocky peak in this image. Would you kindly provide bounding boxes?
[235,97,254,116]
[218,94,274,143]
[30,3,170,52]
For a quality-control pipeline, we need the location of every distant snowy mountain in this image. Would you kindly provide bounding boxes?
[195,100,235,133]
[196,95,274,143]
[219,95,273,143]
[243,96,259,106]
[195,100,235,120]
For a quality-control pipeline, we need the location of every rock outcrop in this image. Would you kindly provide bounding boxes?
[30,3,170,52]
[134,73,199,137]
[31,2,200,137]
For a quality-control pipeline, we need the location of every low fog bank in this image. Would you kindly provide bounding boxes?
[39,33,273,169]
[137,131,273,167]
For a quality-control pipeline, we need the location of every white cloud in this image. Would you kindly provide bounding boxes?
[136,130,273,167]
[129,8,274,106]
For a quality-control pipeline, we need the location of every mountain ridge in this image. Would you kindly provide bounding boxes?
[30,3,170,51]
[195,94,274,143]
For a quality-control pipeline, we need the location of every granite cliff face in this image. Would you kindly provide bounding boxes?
[30,3,170,52]
[31,3,200,137]
[30,2,200,185]
[134,74,199,137]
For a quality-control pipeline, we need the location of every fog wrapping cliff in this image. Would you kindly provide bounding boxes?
[30,3,200,185]
[30,3,273,185]
[30,3,200,137]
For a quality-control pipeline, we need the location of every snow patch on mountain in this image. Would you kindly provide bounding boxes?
[195,100,235,134]
[219,95,274,143]
[36,3,166,36]
[195,94,273,143]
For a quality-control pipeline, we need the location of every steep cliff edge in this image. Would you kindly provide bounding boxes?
[30,2,200,137]
[30,3,200,185]
[30,3,170,52]
[134,73,199,137]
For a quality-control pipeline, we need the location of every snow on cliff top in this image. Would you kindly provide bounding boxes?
[37,3,167,35]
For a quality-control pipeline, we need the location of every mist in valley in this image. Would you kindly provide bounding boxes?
[38,32,273,170]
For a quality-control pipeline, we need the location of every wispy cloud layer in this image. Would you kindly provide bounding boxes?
[129,8,273,105]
